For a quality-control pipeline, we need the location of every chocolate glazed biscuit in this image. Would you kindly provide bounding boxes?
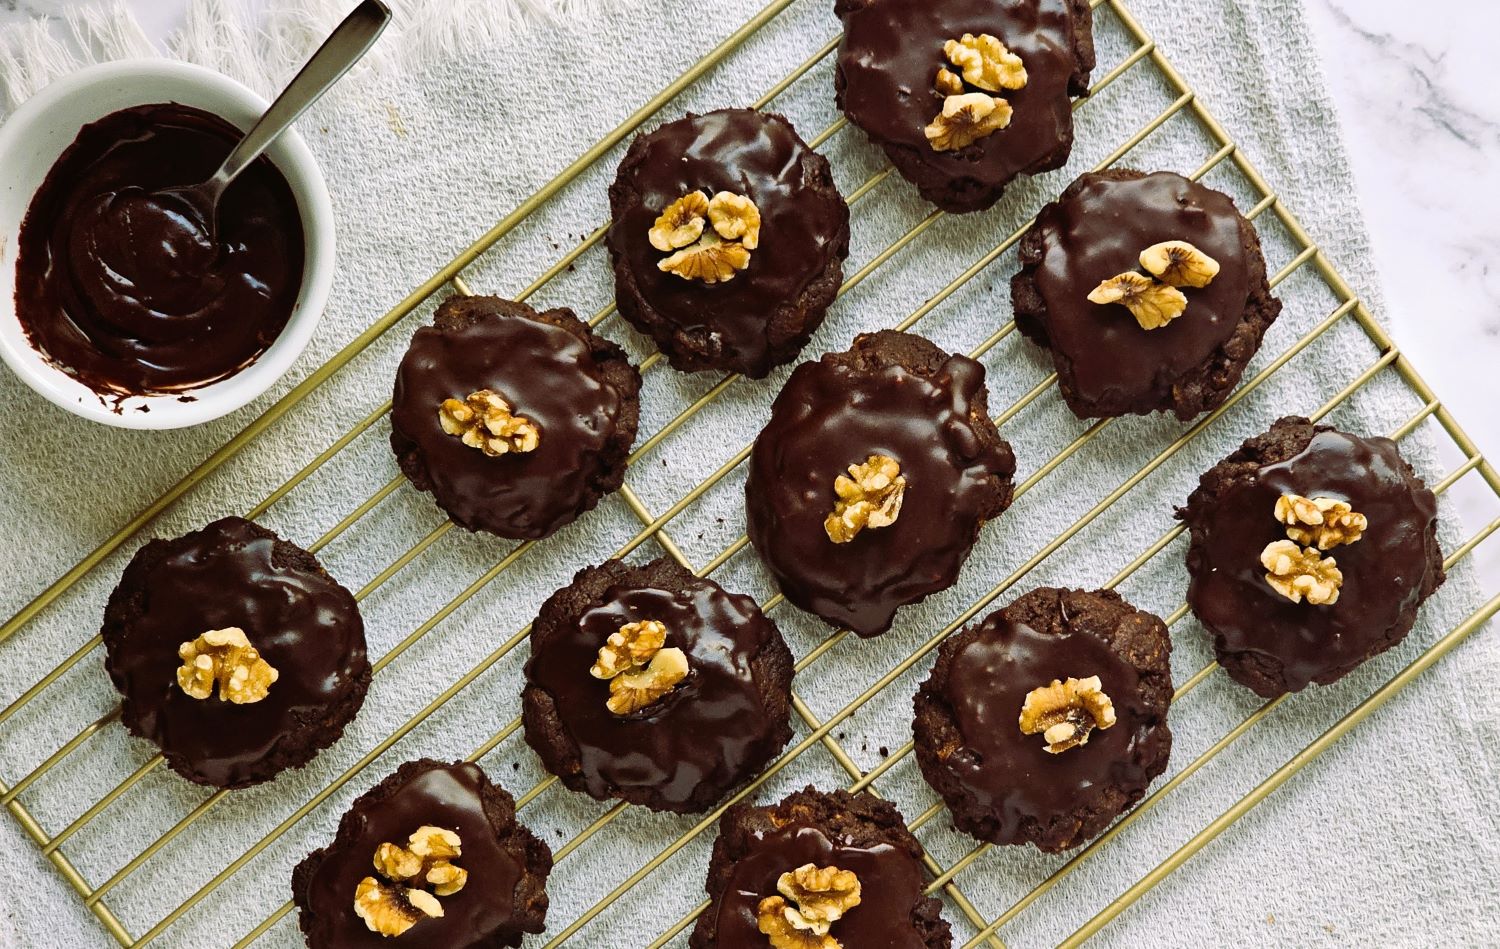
[292,759,552,949]
[606,108,850,377]
[835,0,1095,214]
[690,787,951,949]
[390,295,641,540]
[1179,417,1444,697]
[913,588,1172,852]
[522,558,794,813]
[746,330,1016,637]
[101,516,370,789]
[1012,169,1281,420]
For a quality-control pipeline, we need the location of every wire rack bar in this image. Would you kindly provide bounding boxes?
[1063,593,1500,946]
[0,0,837,651]
[0,17,1158,879]
[0,776,133,944]
[0,1,1142,764]
[2,0,1495,945]
[101,107,1256,943]
[628,346,1447,944]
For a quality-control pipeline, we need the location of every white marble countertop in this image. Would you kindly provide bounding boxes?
[1301,0,1500,580]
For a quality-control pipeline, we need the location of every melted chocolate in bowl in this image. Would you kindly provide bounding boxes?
[14,103,305,398]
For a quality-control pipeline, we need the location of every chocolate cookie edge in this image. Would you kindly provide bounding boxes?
[912,587,1173,852]
[520,557,795,813]
[100,515,372,790]
[1010,168,1282,420]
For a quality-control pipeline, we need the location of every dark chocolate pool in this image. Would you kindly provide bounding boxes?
[13,102,305,398]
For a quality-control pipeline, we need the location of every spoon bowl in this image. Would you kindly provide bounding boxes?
[151,0,390,246]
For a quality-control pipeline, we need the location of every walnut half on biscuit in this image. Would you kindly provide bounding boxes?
[1019,675,1117,753]
[354,825,469,936]
[756,862,863,947]
[1087,272,1188,330]
[176,627,278,704]
[825,454,907,543]
[925,93,1013,152]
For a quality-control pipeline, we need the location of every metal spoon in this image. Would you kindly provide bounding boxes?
[157,0,392,238]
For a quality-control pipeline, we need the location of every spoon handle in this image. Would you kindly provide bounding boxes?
[212,0,391,192]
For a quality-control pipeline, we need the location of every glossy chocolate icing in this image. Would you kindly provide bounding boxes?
[1186,430,1441,692]
[525,581,784,808]
[934,614,1160,842]
[712,821,930,949]
[14,104,304,397]
[103,517,366,788]
[746,350,1014,637]
[837,0,1082,200]
[1030,171,1253,407]
[607,109,848,377]
[390,306,629,539]
[301,762,530,949]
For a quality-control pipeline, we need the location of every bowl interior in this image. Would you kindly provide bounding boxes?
[0,60,334,430]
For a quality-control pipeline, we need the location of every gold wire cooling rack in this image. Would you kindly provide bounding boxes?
[2,0,1497,945]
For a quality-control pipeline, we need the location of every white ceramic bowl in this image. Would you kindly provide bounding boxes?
[0,60,335,429]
